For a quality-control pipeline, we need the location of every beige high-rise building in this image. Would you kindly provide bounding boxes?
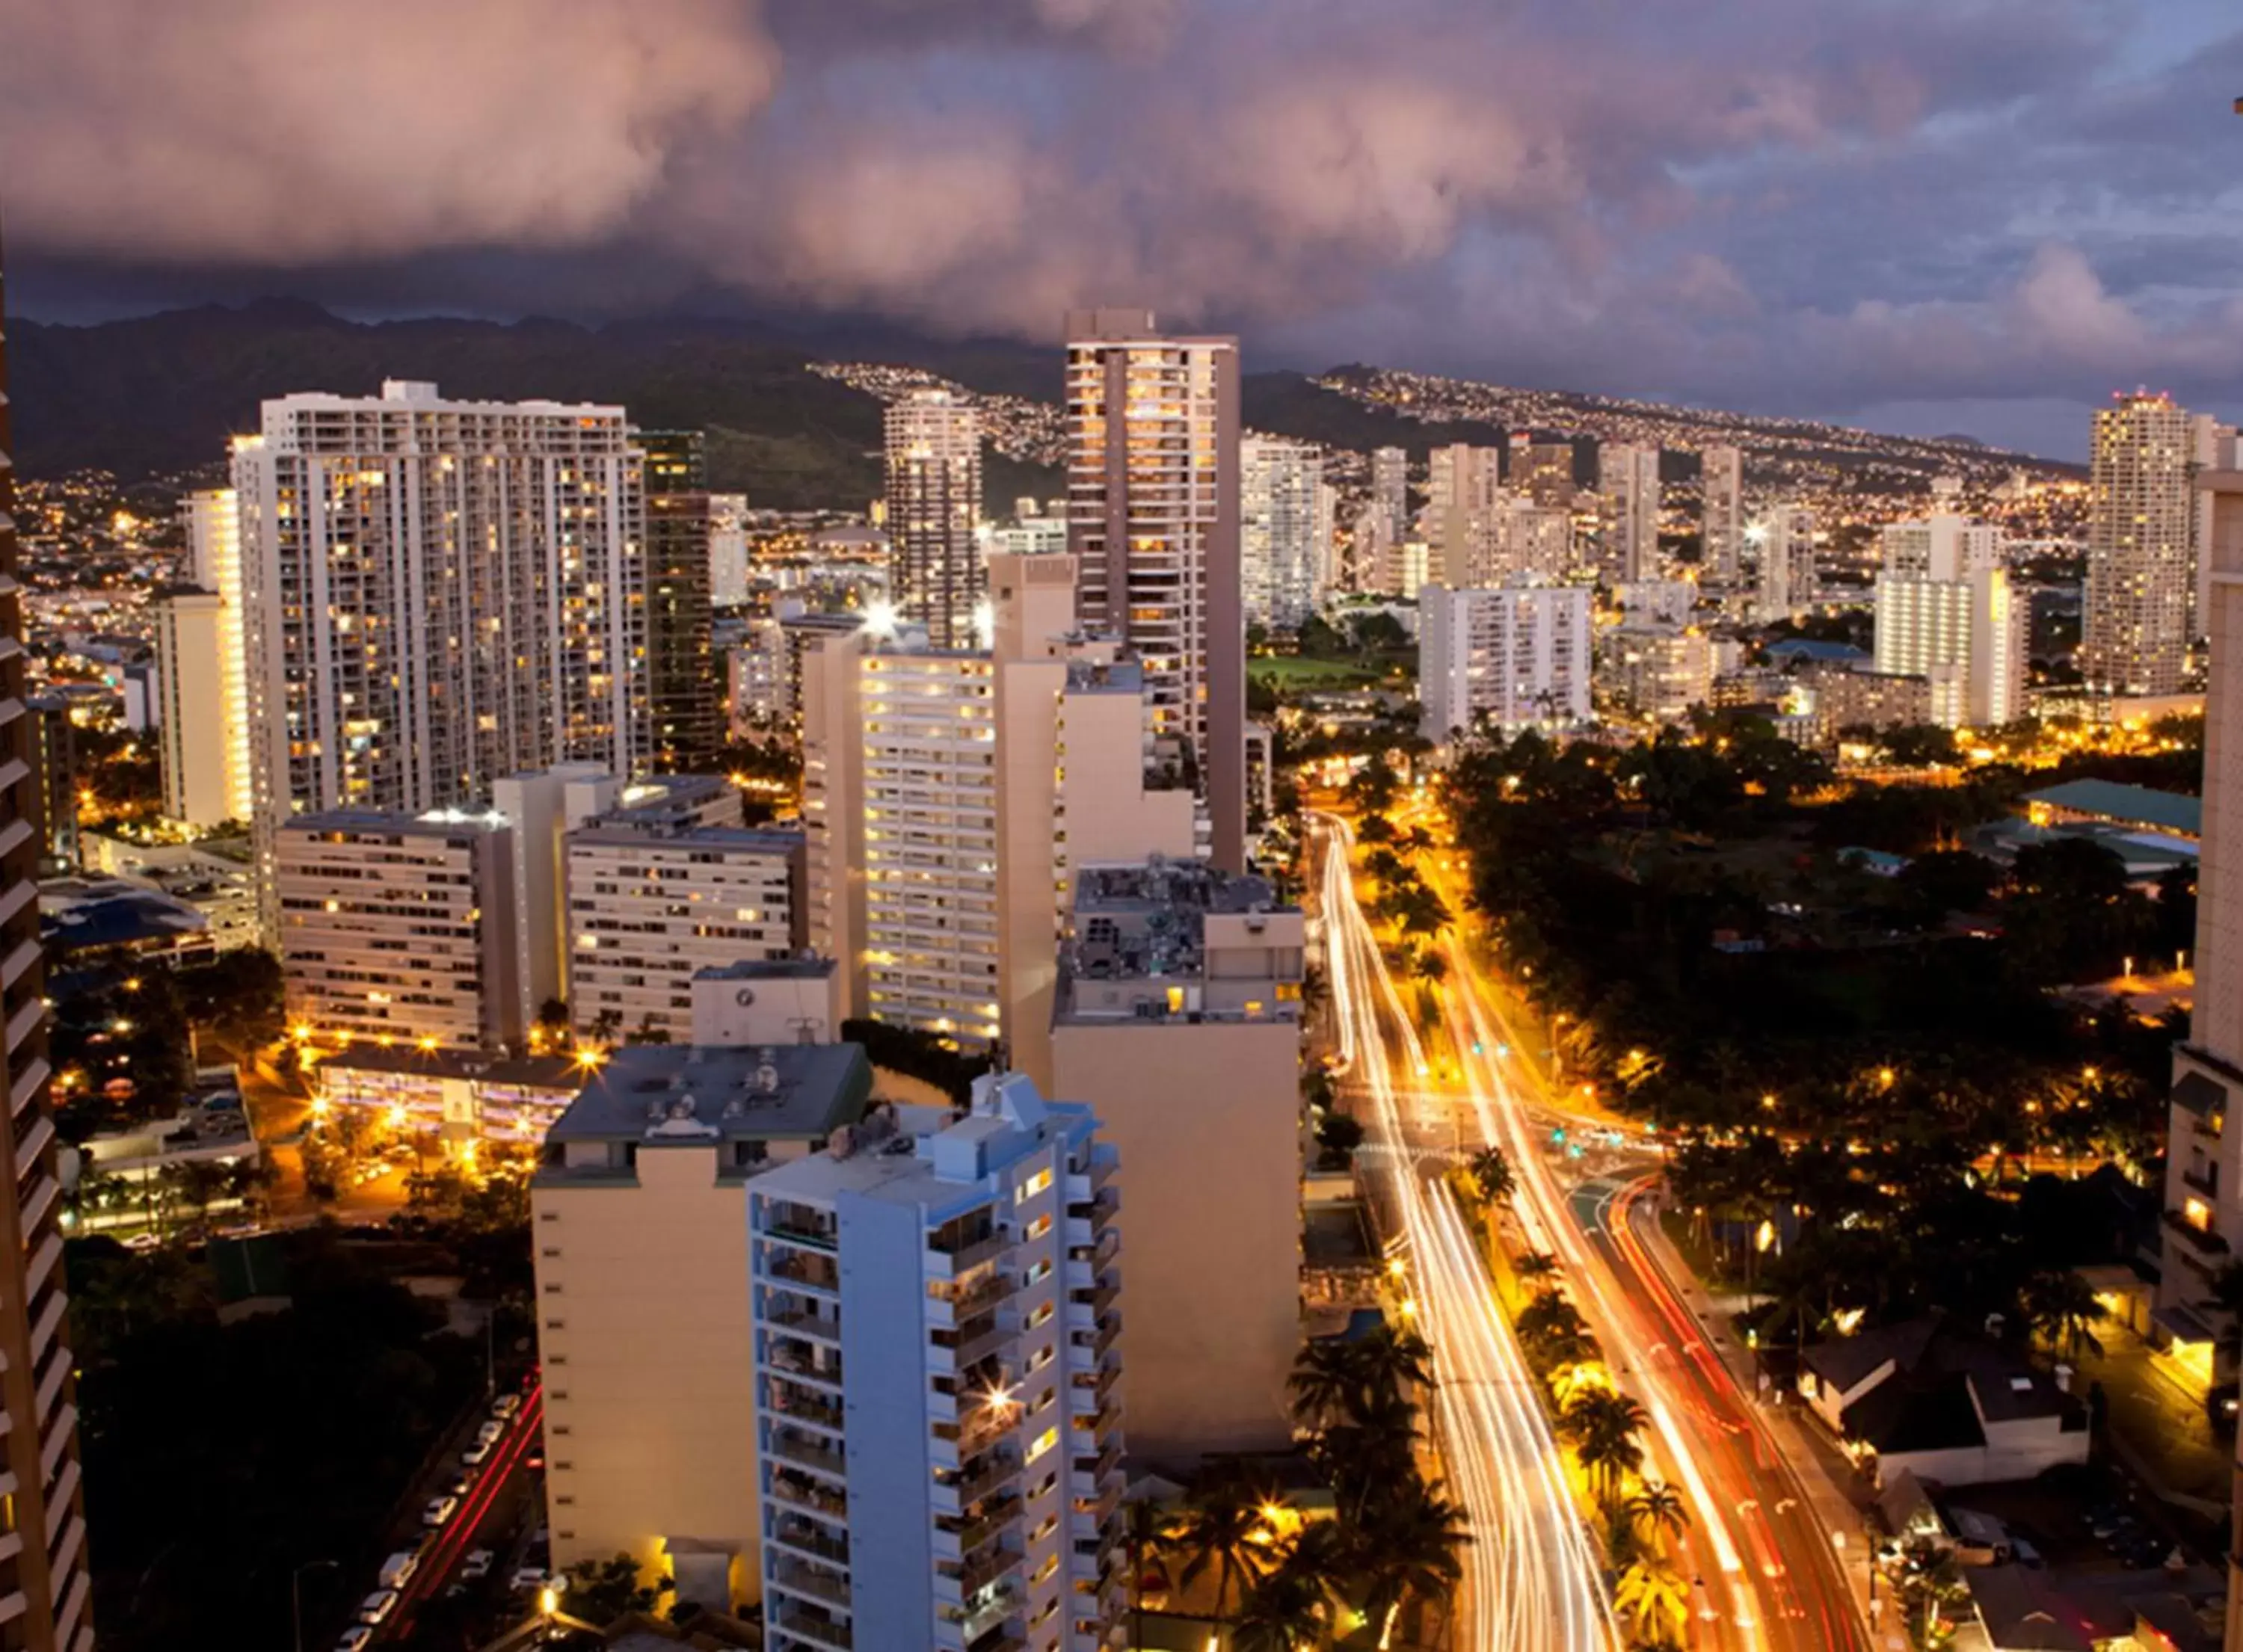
[153,588,239,827]
[1063,309,1246,871]
[801,554,1193,1072]
[1424,445,1502,588]
[1471,495,1573,586]
[181,488,256,823]
[533,1043,874,1612]
[276,809,521,1051]
[1756,505,1821,620]
[2084,392,2196,697]
[1051,862,1304,1462]
[2157,472,2243,1652]
[1240,437,1323,630]
[0,226,97,1652]
[234,380,649,937]
[1700,446,1745,583]
[885,390,983,650]
[2194,416,2239,645]
[1508,434,1577,509]
[1598,443,1662,584]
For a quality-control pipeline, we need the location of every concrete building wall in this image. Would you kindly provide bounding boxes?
[153,591,234,827]
[1050,1017,1299,1461]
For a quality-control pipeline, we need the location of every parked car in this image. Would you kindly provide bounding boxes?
[491,1393,523,1420]
[357,1589,399,1626]
[421,1494,460,1527]
[475,1420,505,1447]
[511,1566,548,1594]
[378,1552,419,1590]
[336,1630,372,1652]
[446,1473,473,1498]
[461,1439,494,1467]
[462,1550,496,1582]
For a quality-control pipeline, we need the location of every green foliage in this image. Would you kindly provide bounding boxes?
[561,1554,674,1625]
[838,1018,993,1105]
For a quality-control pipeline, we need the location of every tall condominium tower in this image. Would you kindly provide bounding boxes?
[234,380,649,932]
[1063,309,1245,872]
[1418,582,1593,739]
[2084,391,2196,697]
[749,1073,1125,1652]
[2194,416,2239,644]
[176,489,256,823]
[1240,437,1323,630]
[644,431,723,774]
[1508,434,1578,509]
[2159,470,2243,1603]
[1424,445,1501,588]
[1756,505,1820,620]
[0,233,97,1652]
[1699,446,1745,582]
[886,390,984,650]
[1599,443,1662,585]
[1359,446,1410,588]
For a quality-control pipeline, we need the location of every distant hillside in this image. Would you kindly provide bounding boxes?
[8,301,2072,511]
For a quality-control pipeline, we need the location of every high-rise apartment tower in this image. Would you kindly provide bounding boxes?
[886,390,984,650]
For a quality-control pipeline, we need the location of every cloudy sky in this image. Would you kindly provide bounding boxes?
[4,0,2241,457]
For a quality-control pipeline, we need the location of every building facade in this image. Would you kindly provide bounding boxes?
[1050,863,1302,1461]
[1700,446,1745,583]
[886,391,984,650]
[567,825,805,1044]
[1757,505,1821,620]
[1063,309,1246,872]
[1240,437,1323,631]
[0,230,97,1652]
[1424,445,1501,589]
[2084,392,2196,697]
[153,590,236,827]
[233,380,647,934]
[644,431,723,774]
[1418,582,1594,739]
[1508,436,1577,508]
[182,487,256,822]
[276,809,520,1052]
[748,1073,1126,1652]
[1598,443,1662,585]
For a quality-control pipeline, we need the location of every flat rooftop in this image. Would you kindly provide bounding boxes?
[696,958,835,982]
[2024,778,2201,839]
[318,1047,582,1089]
[547,1042,872,1147]
[1062,859,1290,984]
[567,824,803,854]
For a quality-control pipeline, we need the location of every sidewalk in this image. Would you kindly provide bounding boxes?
[1631,1193,1894,1645]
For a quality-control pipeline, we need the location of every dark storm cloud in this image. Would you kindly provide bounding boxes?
[4,0,2240,429]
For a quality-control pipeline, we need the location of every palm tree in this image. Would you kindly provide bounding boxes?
[1411,947,1450,987]
[1468,1146,1516,1206]
[1614,1558,1690,1649]
[1516,1291,1590,1362]
[1357,1322,1434,1408]
[1624,1481,1690,1558]
[1359,1484,1471,1647]
[1288,1338,1366,1430]
[1317,1390,1424,1523]
[1561,1388,1649,1505]
[1229,1564,1330,1652]
[1550,1360,1609,1409]
[1166,1467,1279,1625]
[1514,1250,1560,1288]
[2022,1269,2108,1361]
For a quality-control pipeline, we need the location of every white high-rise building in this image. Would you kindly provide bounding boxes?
[1240,437,1324,631]
[801,556,1193,1074]
[1355,446,1411,591]
[1756,505,1820,619]
[233,381,647,935]
[1878,513,2002,580]
[711,493,752,609]
[1418,582,1593,739]
[886,391,984,650]
[172,489,255,825]
[1599,443,1662,585]
[1313,477,1341,605]
[750,1073,1124,1652]
[1065,310,1245,872]
[2084,391,2196,696]
[1871,505,2023,729]
[1700,446,1745,583]
[1424,445,1502,587]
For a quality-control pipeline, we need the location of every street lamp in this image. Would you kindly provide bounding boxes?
[292,1558,339,1652]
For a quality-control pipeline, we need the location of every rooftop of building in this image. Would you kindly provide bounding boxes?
[748,1073,1089,1214]
[2022,778,2202,839]
[282,807,510,839]
[40,884,210,954]
[598,772,736,822]
[546,1042,873,1149]
[1064,657,1147,695]
[567,822,804,854]
[1767,638,1873,664]
[1062,859,1290,981]
[695,958,835,983]
[316,1046,583,1089]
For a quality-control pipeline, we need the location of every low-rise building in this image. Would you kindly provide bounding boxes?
[1597,626,1714,724]
[1797,1319,2087,1488]
[747,1072,1126,1652]
[532,1042,876,1610]
[691,960,845,1047]
[1800,667,1935,740]
[311,1046,584,1150]
[1050,859,1304,1464]
[277,810,520,1052]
